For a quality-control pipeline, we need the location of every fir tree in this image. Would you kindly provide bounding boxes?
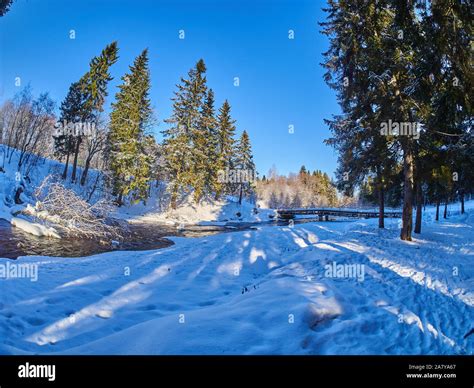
[322,0,398,227]
[234,130,256,204]
[109,49,153,205]
[199,89,219,198]
[215,100,236,198]
[163,59,207,208]
[54,80,87,180]
[64,41,118,184]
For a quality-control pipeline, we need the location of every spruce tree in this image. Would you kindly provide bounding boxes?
[109,49,153,205]
[234,130,256,204]
[215,100,236,198]
[65,41,118,184]
[54,80,87,180]
[163,59,207,208]
[322,0,398,228]
[199,89,219,198]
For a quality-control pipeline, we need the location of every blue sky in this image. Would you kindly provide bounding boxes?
[0,0,340,177]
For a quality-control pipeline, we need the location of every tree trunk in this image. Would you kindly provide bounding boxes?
[435,200,440,221]
[8,148,14,164]
[400,146,414,240]
[238,184,243,205]
[80,157,91,186]
[62,152,70,180]
[116,191,123,207]
[170,186,178,210]
[71,138,81,183]
[443,200,448,219]
[378,184,384,229]
[14,186,23,204]
[414,182,422,234]
[461,191,465,214]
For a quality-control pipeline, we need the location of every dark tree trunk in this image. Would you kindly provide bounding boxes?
[443,200,448,219]
[170,187,178,210]
[400,146,414,241]
[14,186,23,204]
[71,138,82,183]
[461,191,465,214]
[435,200,440,221]
[116,191,123,207]
[238,184,243,205]
[414,182,422,234]
[80,157,91,186]
[378,184,384,229]
[62,151,70,180]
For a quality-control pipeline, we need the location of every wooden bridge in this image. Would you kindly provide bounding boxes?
[276,208,402,220]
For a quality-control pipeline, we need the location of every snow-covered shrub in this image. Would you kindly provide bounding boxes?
[33,176,122,240]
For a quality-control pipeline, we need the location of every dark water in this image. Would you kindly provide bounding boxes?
[0,219,250,259]
[0,217,347,259]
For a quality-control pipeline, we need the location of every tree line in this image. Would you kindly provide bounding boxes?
[1,43,257,208]
[321,0,472,240]
[258,165,339,209]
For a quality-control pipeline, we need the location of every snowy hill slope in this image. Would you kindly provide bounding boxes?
[0,145,270,230]
[0,202,473,355]
[116,193,274,225]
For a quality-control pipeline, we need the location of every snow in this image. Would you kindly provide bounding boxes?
[10,217,61,239]
[1,146,472,355]
[115,193,275,225]
[0,145,107,239]
[1,201,473,355]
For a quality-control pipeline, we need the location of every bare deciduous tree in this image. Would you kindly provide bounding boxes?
[0,87,56,176]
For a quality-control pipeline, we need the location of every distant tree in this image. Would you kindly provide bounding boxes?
[268,191,279,209]
[268,165,278,180]
[290,192,302,209]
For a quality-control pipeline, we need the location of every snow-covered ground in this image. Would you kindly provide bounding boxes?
[1,201,472,355]
[115,193,274,225]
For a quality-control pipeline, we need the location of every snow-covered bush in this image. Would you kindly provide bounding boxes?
[32,176,122,240]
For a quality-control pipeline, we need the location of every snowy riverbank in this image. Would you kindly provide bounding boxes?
[1,202,473,355]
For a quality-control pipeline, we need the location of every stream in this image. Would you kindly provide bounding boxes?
[0,217,348,259]
[0,219,250,259]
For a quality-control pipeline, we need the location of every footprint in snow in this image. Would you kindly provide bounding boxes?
[25,317,45,326]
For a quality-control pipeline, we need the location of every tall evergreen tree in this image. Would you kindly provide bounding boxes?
[215,100,236,198]
[199,88,220,197]
[234,130,256,204]
[163,59,207,208]
[108,49,153,205]
[60,41,118,184]
[321,0,471,238]
[322,0,399,228]
[54,80,87,179]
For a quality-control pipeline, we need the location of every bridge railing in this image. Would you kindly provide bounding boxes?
[275,208,402,219]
